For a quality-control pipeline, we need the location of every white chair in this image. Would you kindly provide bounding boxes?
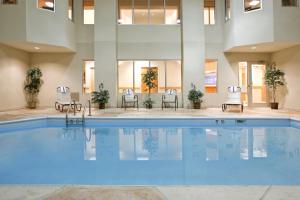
[162,89,178,110]
[222,86,243,112]
[55,87,82,112]
[122,89,138,109]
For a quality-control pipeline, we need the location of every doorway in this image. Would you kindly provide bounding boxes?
[239,62,268,107]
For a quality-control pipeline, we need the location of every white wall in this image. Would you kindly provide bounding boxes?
[117,25,181,60]
[273,0,300,43]
[0,44,29,111]
[94,0,117,107]
[0,1,27,42]
[271,45,300,110]
[224,0,274,50]
[26,0,76,51]
[182,0,205,108]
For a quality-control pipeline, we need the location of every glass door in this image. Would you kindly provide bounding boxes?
[239,62,268,107]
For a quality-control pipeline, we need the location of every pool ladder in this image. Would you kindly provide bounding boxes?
[65,103,86,126]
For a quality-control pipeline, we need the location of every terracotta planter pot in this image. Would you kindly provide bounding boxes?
[193,102,201,109]
[146,104,153,109]
[270,102,279,110]
[99,103,105,109]
[27,102,37,109]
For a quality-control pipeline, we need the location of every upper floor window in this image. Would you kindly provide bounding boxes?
[38,0,55,12]
[204,0,215,25]
[225,0,230,21]
[118,0,181,25]
[282,0,298,6]
[2,0,17,4]
[68,0,74,21]
[83,0,94,24]
[244,0,262,12]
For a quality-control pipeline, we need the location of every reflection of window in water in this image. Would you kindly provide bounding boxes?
[84,128,96,161]
[253,128,267,158]
[119,128,182,160]
[206,129,219,161]
[240,129,249,160]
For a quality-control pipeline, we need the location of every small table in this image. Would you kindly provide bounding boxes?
[222,103,243,112]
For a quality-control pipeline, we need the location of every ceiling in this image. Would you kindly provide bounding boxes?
[1,42,75,53]
[225,42,300,53]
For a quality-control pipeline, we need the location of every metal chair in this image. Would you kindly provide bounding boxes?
[122,89,139,110]
[162,89,178,110]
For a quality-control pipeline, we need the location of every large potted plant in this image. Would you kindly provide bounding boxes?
[188,83,204,109]
[24,67,43,109]
[142,68,158,109]
[265,64,285,110]
[91,83,110,109]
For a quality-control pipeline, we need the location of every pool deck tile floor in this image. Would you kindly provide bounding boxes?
[1,107,300,200]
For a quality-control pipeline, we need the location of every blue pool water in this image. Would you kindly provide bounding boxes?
[1,118,300,185]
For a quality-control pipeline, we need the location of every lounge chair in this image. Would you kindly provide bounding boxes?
[162,89,178,110]
[122,89,139,109]
[55,87,82,112]
[222,86,243,112]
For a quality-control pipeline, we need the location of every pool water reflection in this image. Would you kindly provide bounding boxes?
[1,126,300,185]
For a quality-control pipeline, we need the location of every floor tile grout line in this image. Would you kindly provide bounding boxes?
[259,185,272,200]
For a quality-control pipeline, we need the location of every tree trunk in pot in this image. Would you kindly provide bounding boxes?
[270,102,278,110]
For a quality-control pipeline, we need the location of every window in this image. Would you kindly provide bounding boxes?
[84,0,94,24]
[244,0,262,12]
[134,0,149,24]
[282,0,298,6]
[2,0,17,4]
[118,60,182,94]
[204,0,215,25]
[165,0,181,24]
[204,59,218,93]
[118,0,133,24]
[225,0,230,21]
[68,0,74,21]
[83,61,95,94]
[150,0,165,24]
[38,0,55,12]
[118,0,181,25]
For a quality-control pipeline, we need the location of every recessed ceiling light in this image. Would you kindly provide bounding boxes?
[251,46,257,50]
[34,47,40,50]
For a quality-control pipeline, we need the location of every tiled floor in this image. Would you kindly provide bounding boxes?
[1,107,300,200]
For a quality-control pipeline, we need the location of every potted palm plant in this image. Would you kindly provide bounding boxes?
[24,67,43,109]
[91,83,110,109]
[188,83,204,109]
[142,68,158,109]
[265,64,285,110]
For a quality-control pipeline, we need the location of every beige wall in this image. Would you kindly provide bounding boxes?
[0,44,29,111]
[271,45,300,110]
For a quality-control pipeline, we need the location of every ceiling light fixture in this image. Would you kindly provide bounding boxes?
[45,1,54,8]
[34,47,40,50]
[251,46,257,50]
[249,0,260,6]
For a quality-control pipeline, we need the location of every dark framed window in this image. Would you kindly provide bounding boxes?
[282,0,298,6]
[225,0,230,21]
[38,0,55,12]
[68,0,74,21]
[244,0,262,12]
[2,0,17,4]
[204,0,215,25]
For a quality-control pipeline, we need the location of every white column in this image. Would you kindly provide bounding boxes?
[182,0,205,108]
[94,0,117,107]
